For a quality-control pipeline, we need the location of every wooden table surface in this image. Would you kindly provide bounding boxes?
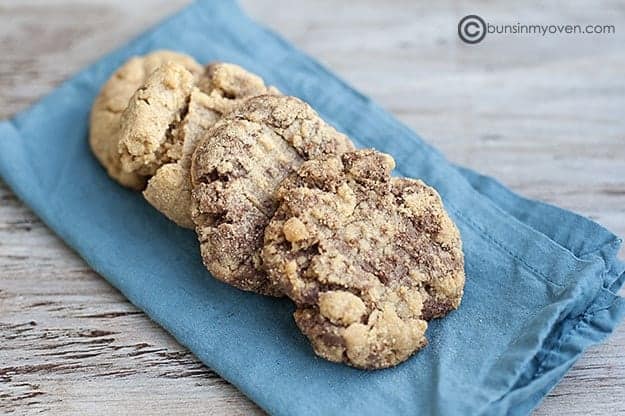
[1,0,624,414]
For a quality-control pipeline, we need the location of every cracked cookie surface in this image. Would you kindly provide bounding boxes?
[90,50,202,190]
[262,149,465,369]
[191,95,354,295]
[117,62,278,228]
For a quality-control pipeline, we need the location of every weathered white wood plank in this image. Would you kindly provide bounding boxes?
[1,0,623,414]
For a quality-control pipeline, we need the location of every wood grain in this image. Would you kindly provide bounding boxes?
[1,0,623,414]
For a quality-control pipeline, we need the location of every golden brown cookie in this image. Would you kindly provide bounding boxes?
[89,50,202,190]
[191,95,355,296]
[118,62,278,228]
[262,149,465,369]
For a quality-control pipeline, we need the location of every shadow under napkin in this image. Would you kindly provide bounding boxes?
[0,1,623,415]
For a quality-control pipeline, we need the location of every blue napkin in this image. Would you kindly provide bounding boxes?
[1,1,623,415]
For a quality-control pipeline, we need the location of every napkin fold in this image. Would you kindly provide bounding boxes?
[1,1,623,415]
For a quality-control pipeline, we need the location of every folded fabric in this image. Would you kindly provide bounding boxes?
[0,1,623,415]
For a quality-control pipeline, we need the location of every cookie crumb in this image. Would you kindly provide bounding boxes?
[283,217,309,243]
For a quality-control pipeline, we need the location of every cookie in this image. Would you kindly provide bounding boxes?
[89,50,202,190]
[262,149,465,369]
[191,95,355,295]
[118,62,278,228]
